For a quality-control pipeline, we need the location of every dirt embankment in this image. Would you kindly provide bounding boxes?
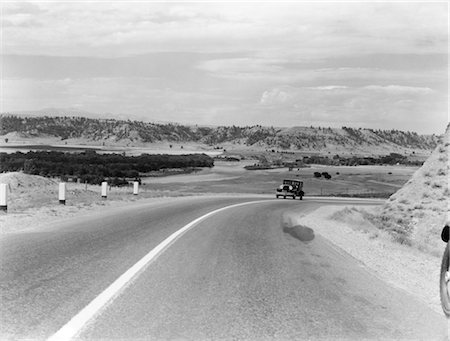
[374,125,449,256]
[0,171,195,234]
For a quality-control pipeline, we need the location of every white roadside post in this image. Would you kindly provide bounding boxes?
[0,184,7,212]
[59,182,66,205]
[133,181,139,195]
[101,181,108,199]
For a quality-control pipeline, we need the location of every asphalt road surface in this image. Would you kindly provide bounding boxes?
[0,196,446,340]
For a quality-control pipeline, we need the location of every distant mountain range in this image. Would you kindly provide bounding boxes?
[0,114,440,154]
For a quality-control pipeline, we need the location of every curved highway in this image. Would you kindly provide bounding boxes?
[0,196,446,340]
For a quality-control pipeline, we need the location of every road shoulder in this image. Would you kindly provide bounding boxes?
[292,205,443,315]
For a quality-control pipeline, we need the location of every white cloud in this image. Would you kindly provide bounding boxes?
[3,2,43,15]
[306,86,348,91]
[260,88,291,105]
[364,85,434,94]
[3,2,447,57]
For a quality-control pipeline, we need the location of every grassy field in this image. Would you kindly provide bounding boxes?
[0,161,417,214]
[142,161,417,198]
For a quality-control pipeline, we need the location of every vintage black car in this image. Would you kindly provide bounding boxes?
[276,179,304,200]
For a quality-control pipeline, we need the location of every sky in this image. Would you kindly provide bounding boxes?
[1,1,448,134]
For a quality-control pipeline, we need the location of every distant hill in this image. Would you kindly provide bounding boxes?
[0,114,439,155]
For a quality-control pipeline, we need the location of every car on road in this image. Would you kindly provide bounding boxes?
[276,179,304,200]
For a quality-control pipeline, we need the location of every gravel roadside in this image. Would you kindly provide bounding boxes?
[292,205,444,315]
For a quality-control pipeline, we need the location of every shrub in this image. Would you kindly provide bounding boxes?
[392,232,412,246]
[321,172,331,179]
[110,177,128,187]
[432,182,442,188]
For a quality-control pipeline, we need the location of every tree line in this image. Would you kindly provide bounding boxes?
[0,151,214,185]
[303,153,423,166]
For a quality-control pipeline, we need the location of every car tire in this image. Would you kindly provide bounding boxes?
[440,243,450,316]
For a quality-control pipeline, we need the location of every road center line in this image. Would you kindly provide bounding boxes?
[47,199,271,341]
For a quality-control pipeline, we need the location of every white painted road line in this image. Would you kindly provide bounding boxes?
[47,200,272,341]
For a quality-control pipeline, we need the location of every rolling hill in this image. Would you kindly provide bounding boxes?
[0,114,439,156]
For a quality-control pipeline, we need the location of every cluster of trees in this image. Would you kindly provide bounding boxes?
[304,153,422,166]
[367,128,437,149]
[314,171,332,179]
[341,126,365,144]
[0,150,214,185]
[338,153,422,166]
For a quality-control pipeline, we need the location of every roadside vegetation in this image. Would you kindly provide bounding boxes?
[0,150,214,185]
[303,152,423,166]
[242,152,422,171]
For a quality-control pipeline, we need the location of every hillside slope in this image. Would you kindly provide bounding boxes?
[377,124,449,255]
[0,114,438,156]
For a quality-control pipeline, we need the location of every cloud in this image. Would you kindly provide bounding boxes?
[197,58,284,81]
[3,2,43,15]
[2,3,447,134]
[364,85,434,94]
[260,88,291,105]
[252,84,446,133]
[3,2,447,57]
[2,2,44,28]
[306,85,348,91]
[197,58,446,93]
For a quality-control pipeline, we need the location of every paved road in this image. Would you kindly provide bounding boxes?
[0,196,446,340]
